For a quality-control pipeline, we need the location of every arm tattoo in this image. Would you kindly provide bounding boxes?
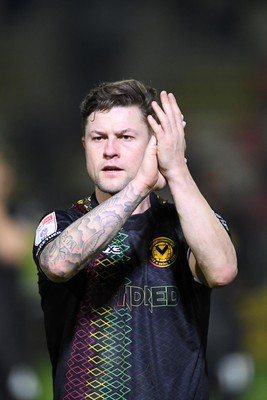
[40,182,147,280]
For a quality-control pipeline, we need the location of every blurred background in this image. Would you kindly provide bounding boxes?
[0,0,266,399]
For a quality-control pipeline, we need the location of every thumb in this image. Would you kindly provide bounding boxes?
[146,134,157,154]
[146,135,167,191]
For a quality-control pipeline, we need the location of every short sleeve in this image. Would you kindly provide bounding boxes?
[32,209,82,266]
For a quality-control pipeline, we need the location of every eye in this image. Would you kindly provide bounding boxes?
[120,134,133,141]
[92,135,105,142]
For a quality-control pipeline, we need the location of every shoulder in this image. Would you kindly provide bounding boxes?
[71,194,98,214]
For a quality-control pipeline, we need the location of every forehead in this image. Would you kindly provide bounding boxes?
[86,106,146,132]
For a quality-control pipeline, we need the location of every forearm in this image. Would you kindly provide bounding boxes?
[148,90,237,287]
[40,181,149,282]
[168,167,237,287]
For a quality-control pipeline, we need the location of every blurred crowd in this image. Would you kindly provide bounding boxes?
[0,155,42,399]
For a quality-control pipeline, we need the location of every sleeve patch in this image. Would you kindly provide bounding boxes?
[35,212,58,246]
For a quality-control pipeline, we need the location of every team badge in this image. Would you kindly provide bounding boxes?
[149,237,177,268]
[35,212,57,246]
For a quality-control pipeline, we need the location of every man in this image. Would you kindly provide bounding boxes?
[33,79,237,399]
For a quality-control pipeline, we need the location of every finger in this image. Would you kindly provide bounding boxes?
[150,100,167,124]
[150,93,186,135]
[168,93,186,130]
[151,98,174,135]
[148,133,157,147]
[160,90,172,114]
[147,113,163,136]
[161,91,186,135]
[167,92,181,113]
[168,93,183,120]
[160,91,177,130]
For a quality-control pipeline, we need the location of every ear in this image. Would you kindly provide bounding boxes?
[81,136,85,149]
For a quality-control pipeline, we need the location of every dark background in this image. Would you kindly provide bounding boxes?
[1,1,267,398]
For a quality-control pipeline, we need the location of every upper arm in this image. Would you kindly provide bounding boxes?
[33,209,81,282]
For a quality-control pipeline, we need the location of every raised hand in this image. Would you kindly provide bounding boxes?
[147,91,187,182]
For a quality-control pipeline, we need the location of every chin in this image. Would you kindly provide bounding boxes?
[98,184,125,196]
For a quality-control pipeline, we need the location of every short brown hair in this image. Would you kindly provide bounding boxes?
[80,79,158,134]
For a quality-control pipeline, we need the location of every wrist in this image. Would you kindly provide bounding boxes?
[163,161,189,185]
[130,178,152,199]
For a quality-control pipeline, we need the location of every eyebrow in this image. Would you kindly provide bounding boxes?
[88,128,139,136]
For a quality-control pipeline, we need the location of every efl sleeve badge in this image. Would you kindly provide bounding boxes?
[34,212,58,246]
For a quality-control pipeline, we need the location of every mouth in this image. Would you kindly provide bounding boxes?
[102,166,123,174]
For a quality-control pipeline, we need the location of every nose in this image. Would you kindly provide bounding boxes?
[103,137,119,158]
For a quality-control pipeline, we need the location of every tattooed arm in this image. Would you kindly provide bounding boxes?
[40,184,146,282]
[39,136,165,282]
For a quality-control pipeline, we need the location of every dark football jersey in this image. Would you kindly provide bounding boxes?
[33,193,212,399]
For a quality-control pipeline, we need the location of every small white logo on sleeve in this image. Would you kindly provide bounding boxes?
[35,212,57,246]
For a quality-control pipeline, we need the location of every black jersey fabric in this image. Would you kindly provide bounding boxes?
[33,193,212,400]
